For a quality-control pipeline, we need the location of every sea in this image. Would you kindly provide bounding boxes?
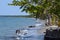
[0,16,44,40]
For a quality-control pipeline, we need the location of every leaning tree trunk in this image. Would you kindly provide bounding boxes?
[46,13,52,26]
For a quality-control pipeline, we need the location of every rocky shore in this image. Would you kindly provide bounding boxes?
[44,26,60,40]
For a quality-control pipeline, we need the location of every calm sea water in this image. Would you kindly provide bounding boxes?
[0,17,44,40]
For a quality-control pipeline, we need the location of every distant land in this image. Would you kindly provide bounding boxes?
[0,15,33,18]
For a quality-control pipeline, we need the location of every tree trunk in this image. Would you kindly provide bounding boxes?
[46,14,52,26]
[57,19,60,27]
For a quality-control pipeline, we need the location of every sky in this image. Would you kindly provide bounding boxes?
[0,0,28,15]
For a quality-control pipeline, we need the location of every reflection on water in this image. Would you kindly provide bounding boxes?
[0,35,44,40]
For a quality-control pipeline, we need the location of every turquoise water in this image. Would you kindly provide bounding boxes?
[0,17,44,40]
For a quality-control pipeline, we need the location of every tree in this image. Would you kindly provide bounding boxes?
[9,0,46,19]
[9,0,60,25]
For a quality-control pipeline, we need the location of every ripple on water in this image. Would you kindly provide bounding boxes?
[0,35,44,40]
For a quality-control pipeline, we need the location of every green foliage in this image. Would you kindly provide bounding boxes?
[9,0,60,19]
